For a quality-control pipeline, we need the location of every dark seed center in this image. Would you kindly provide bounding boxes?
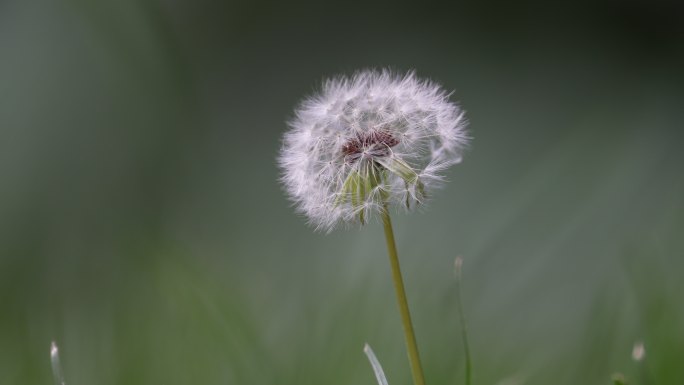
[341,131,399,160]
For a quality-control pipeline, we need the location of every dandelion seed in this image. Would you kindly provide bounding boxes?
[278,69,469,231]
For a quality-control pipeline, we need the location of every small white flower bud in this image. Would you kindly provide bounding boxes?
[454,256,464,277]
[632,341,645,361]
[50,341,66,385]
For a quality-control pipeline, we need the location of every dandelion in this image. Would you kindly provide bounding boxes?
[278,69,469,385]
[278,69,469,231]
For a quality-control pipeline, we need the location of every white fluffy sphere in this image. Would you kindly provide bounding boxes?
[279,69,469,231]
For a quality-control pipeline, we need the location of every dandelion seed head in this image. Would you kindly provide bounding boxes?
[278,69,469,231]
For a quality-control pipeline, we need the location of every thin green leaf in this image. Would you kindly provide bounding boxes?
[363,344,389,385]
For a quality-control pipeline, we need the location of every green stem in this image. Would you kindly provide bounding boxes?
[380,203,426,385]
[455,260,472,385]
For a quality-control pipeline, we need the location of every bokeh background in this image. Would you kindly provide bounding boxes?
[1,0,683,384]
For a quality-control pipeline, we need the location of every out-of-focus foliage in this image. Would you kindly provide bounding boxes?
[1,1,682,384]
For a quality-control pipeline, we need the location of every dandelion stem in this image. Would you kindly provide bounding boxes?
[380,202,426,385]
[454,257,472,385]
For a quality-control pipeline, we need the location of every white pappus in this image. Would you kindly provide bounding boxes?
[278,69,469,231]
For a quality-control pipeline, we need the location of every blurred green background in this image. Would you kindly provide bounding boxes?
[1,0,683,384]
